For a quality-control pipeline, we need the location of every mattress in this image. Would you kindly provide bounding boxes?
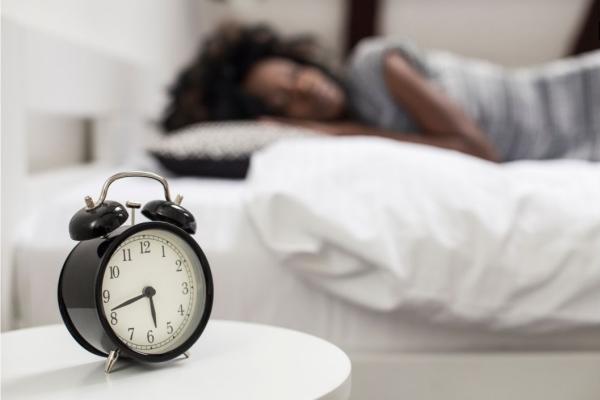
[12,165,600,353]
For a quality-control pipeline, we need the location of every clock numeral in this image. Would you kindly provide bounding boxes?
[182,282,189,295]
[146,330,155,343]
[161,245,166,258]
[178,304,184,316]
[166,321,173,335]
[128,327,135,340]
[122,248,132,262]
[110,312,118,325]
[109,266,120,279]
[176,259,183,272]
[102,290,110,303]
[140,241,151,254]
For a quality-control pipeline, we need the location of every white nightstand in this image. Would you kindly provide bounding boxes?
[1,320,351,400]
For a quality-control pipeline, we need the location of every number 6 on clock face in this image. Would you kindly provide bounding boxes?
[100,228,207,355]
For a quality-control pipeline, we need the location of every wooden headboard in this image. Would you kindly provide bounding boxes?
[571,0,600,55]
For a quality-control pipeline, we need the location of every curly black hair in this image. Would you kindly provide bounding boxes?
[160,21,337,133]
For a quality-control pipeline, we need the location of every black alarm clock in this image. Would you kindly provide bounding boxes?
[58,171,213,373]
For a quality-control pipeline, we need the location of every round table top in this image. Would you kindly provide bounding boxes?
[1,320,351,400]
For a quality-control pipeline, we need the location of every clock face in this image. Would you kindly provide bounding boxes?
[100,228,207,355]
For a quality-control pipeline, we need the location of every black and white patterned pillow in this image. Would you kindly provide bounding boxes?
[148,121,317,179]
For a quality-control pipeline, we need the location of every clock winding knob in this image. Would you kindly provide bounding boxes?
[126,201,142,225]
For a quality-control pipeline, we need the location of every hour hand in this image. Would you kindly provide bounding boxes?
[111,293,145,311]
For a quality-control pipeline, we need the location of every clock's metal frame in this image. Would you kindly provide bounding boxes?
[58,221,214,372]
[83,171,178,211]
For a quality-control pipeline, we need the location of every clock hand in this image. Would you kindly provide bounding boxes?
[144,286,158,328]
[148,295,157,328]
[111,293,146,311]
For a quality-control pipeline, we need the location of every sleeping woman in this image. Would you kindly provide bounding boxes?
[161,21,600,162]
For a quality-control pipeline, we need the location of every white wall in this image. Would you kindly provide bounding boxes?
[380,0,591,67]
[195,0,589,67]
[196,0,348,62]
[1,0,200,82]
[1,0,204,172]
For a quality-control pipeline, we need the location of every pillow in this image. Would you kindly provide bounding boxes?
[147,121,317,179]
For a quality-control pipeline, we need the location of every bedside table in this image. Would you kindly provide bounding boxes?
[2,320,351,400]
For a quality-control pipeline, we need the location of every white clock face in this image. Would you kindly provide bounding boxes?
[100,228,206,355]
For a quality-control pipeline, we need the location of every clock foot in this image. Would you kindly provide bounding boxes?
[183,351,190,359]
[104,349,120,374]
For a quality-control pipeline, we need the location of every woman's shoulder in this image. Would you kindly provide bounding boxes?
[346,37,429,77]
[348,37,388,65]
[346,37,391,78]
[343,37,424,131]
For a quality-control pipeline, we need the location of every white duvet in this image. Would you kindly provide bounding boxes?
[246,137,600,332]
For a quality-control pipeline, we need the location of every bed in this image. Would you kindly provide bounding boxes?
[13,157,600,329]
[11,150,600,399]
[4,9,600,400]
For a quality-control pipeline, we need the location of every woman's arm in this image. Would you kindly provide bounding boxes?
[266,118,493,158]
[382,51,499,161]
[266,51,499,161]
[267,117,499,161]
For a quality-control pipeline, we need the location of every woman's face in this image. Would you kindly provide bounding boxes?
[243,58,346,120]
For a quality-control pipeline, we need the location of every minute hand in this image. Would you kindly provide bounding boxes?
[148,296,157,328]
[111,293,146,311]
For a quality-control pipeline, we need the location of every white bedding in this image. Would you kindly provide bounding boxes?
[246,137,600,332]
[12,140,600,352]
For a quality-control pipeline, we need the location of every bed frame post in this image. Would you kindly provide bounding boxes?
[344,0,380,55]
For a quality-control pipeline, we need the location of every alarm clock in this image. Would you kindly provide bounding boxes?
[58,171,213,373]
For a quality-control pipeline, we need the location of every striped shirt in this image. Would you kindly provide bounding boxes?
[345,38,600,161]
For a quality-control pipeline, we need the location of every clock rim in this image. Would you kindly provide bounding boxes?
[95,221,214,363]
[58,244,109,358]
